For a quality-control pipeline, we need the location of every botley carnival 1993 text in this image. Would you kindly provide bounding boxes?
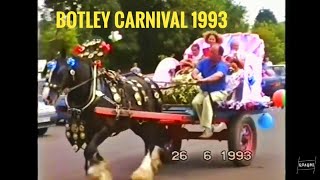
[55,11,228,29]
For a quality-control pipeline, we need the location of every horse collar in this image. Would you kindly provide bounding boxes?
[68,108,82,120]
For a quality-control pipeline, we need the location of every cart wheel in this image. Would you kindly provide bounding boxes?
[228,114,257,166]
[160,139,182,164]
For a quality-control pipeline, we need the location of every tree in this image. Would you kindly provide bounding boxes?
[251,23,285,64]
[274,22,285,43]
[39,21,79,59]
[42,0,250,72]
[117,0,250,72]
[254,8,278,25]
[42,0,133,70]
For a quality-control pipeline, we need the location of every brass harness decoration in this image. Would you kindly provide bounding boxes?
[65,108,87,152]
[63,38,163,151]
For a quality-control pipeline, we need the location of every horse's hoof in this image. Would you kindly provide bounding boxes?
[151,158,162,174]
[87,161,113,180]
[131,168,154,180]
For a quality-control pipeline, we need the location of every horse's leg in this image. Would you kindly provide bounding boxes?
[130,123,164,180]
[130,124,149,157]
[85,152,104,174]
[84,126,113,180]
[131,143,156,180]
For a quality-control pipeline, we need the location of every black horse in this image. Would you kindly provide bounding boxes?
[42,55,172,180]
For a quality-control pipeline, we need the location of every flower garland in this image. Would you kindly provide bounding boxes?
[162,61,200,104]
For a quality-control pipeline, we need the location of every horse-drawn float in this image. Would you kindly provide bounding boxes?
[42,33,283,180]
[94,33,277,167]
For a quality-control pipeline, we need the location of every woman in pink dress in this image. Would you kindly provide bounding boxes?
[201,31,223,58]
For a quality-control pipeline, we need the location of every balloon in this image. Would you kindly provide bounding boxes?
[258,113,274,130]
[272,89,285,107]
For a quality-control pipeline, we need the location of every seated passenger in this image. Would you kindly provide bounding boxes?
[191,44,228,138]
[201,31,223,59]
[178,59,196,74]
[183,44,203,64]
[224,40,246,68]
[152,57,180,87]
[224,58,245,105]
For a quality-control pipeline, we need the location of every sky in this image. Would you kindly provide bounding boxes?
[38,0,285,25]
[234,0,285,25]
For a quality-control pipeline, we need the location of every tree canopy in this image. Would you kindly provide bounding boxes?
[254,8,278,25]
[252,8,284,64]
[252,22,285,64]
[39,21,79,59]
[39,1,285,71]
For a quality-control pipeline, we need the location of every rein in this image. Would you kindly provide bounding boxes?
[64,76,96,94]
[65,64,98,111]
[151,81,199,90]
[65,66,120,112]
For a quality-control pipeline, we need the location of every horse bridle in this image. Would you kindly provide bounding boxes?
[45,59,118,109]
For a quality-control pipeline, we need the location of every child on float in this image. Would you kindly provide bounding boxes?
[222,56,245,108]
[183,30,223,64]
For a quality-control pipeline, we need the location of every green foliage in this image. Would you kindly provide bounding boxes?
[251,22,285,64]
[39,21,79,59]
[254,8,278,25]
[40,0,273,72]
[162,71,200,104]
[116,0,250,72]
[274,22,285,43]
[107,30,140,71]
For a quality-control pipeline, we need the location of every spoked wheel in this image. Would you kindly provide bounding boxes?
[240,124,254,151]
[228,115,257,166]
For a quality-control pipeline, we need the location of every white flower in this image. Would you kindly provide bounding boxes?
[108,31,122,42]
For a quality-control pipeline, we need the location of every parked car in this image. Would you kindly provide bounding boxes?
[51,95,71,125]
[262,65,285,97]
[38,79,56,136]
[38,95,57,135]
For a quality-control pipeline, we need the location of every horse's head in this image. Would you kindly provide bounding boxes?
[42,56,94,106]
[43,39,111,108]
[42,58,68,105]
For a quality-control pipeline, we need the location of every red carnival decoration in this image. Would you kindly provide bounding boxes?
[94,60,103,68]
[100,41,112,54]
[72,44,85,56]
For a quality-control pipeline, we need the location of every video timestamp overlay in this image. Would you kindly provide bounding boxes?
[171,150,253,161]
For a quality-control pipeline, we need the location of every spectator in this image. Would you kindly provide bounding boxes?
[263,57,273,67]
[130,62,141,74]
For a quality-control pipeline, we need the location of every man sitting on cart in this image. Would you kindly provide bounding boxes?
[191,44,229,138]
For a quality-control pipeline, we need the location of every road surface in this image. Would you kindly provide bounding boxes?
[38,108,285,180]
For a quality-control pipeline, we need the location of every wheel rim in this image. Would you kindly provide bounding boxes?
[240,124,253,151]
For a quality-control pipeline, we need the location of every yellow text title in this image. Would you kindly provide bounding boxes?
[56,11,228,29]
